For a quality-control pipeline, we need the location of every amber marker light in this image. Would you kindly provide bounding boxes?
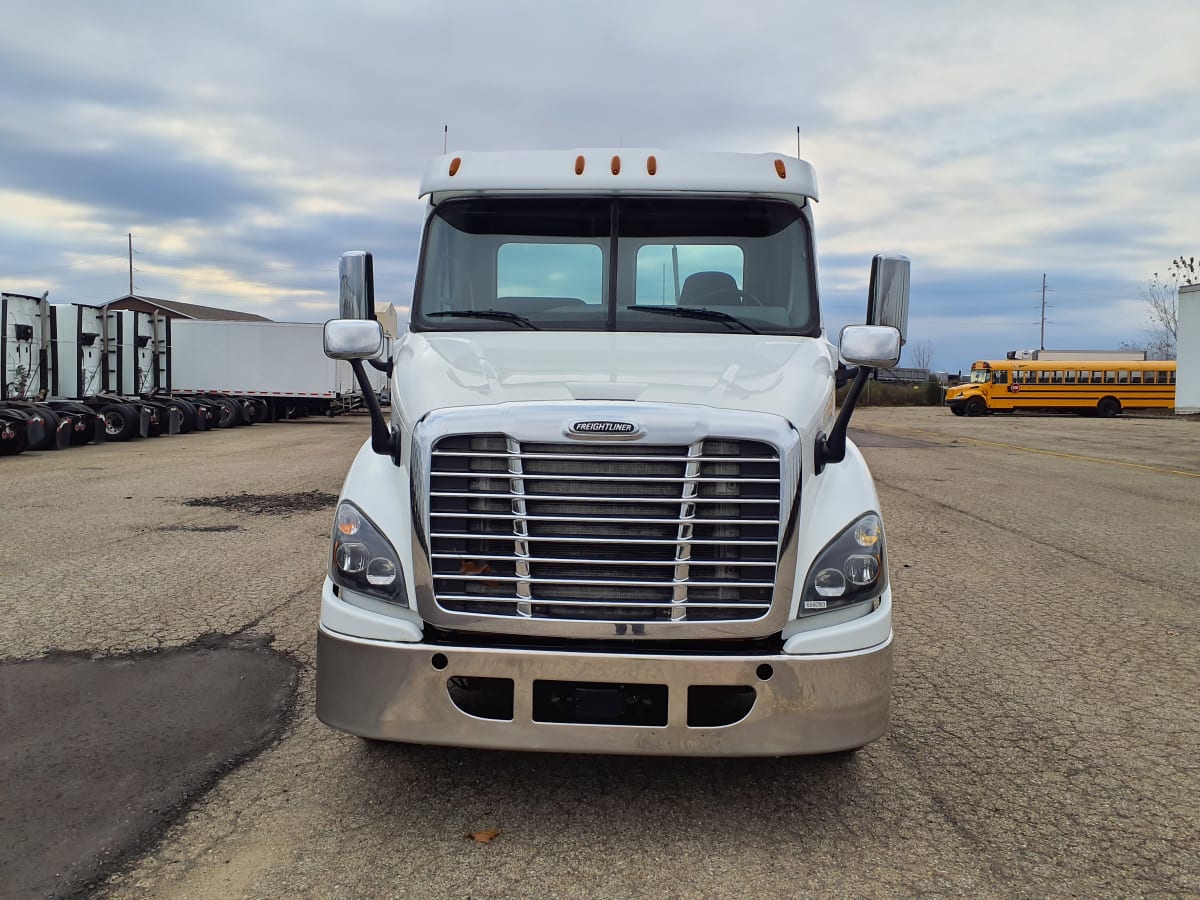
[575,155,586,175]
[774,159,787,179]
[336,505,362,537]
[448,156,461,176]
[611,155,621,175]
[647,155,657,175]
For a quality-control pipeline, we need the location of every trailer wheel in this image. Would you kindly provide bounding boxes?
[249,399,270,423]
[101,403,140,441]
[964,397,987,417]
[214,398,241,428]
[1097,397,1121,418]
[174,399,198,434]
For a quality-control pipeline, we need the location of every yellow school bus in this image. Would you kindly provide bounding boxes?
[945,359,1177,417]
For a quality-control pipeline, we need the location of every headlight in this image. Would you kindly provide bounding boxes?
[800,513,886,615]
[330,502,408,606]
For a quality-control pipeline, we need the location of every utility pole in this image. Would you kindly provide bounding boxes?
[1040,273,1047,350]
[128,233,134,297]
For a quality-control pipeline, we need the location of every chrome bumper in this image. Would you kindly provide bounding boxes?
[316,626,891,756]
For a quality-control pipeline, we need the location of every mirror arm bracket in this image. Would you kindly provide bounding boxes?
[366,356,393,377]
[349,359,397,460]
[815,366,871,474]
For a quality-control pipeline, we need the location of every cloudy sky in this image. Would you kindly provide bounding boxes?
[2,0,1197,374]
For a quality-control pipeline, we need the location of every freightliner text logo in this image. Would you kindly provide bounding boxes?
[570,421,638,434]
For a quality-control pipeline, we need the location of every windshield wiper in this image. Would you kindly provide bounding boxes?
[625,305,759,334]
[427,309,540,330]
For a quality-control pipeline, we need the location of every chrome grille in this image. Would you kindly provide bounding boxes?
[428,434,781,622]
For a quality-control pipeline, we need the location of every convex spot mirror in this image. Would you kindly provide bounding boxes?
[339,251,376,320]
[324,319,384,360]
[840,324,902,369]
[866,254,910,344]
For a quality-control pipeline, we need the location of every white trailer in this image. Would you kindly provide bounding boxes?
[1007,348,1147,361]
[315,148,909,757]
[163,319,386,420]
[1178,283,1199,415]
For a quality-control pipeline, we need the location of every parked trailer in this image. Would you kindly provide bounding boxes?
[162,319,386,420]
[2,293,107,451]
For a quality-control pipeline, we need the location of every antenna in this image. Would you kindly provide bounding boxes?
[796,125,800,157]
[443,125,448,154]
[128,233,134,296]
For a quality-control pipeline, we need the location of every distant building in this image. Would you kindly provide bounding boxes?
[107,294,271,322]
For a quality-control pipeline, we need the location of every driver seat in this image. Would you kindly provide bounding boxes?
[678,271,740,306]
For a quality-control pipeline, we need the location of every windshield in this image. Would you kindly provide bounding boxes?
[412,196,819,335]
[970,369,991,384]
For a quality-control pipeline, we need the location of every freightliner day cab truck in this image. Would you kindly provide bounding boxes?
[317,149,909,756]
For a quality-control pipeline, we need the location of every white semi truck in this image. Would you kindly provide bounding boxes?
[316,149,908,756]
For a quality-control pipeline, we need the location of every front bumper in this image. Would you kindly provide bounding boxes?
[316,626,892,756]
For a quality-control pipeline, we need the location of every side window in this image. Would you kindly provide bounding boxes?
[1105,370,1117,384]
[1064,370,1077,384]
[1169,370,1176,384]
[1130,370,1142,384]
[497,242,604,304]
[1038,370,1050,384]
[1118,370,1129,384]
[994,370,1008,384]
[1051,369,1064,384]
[1144,371,1157,385]
[635,245,744,304]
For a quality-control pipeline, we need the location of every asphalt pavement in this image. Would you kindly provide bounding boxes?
[0,410,1196,898]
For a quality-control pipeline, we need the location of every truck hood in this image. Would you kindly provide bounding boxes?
[392,331,836,432]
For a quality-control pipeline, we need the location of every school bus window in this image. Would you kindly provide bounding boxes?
[1169,371,1176,384]
[1105,370,1117,384]
[1064,370,1076,384]
[993,370,1008,384]
[1038,370,1049,384]
[1129,371,1142,384]
[1051,370,1064,383]
[1144,371,1157,385]
[1118,370,1129,384]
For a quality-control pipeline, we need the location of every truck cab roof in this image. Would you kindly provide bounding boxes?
[419,149,819,202]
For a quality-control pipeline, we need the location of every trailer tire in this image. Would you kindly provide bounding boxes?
[964,397,987,417]
[101,403,140,442]
[174,398,198,434]
[214,398,241,428]
[249,399,270,423]
[1097,397,1121,418]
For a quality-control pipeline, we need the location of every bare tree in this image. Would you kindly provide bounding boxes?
[907,340,934,371]
[1132,256,1194,360]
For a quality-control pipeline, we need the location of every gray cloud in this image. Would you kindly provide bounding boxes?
[0,127,273,222]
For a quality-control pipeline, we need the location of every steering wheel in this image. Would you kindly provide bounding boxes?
[693,289,764,307]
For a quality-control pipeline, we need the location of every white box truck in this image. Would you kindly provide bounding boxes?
[315,149,908,756]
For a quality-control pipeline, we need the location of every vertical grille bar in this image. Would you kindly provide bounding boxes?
[671,440,705,621]
[509,437,532,617]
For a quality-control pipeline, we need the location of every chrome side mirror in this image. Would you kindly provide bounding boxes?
[339,251,376,320]
[324,319,384,360]
[866,255,910,344]
[839,324,901,369]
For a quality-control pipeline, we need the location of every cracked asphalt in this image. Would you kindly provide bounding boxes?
[1,409,1197,898]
